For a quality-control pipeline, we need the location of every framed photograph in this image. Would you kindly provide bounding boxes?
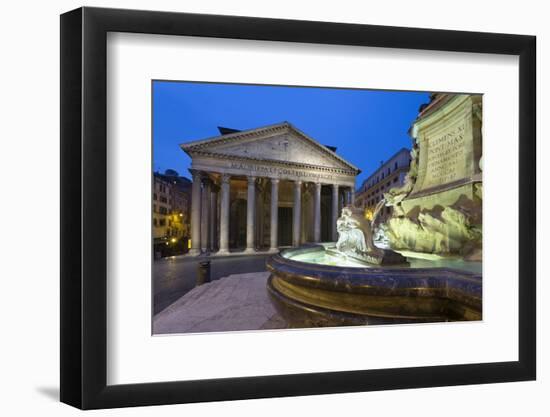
[60,6,536,409]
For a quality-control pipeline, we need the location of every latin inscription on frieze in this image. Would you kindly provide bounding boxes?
[229,162,335,181]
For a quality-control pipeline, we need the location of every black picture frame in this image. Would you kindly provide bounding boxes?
[60,6,536,410]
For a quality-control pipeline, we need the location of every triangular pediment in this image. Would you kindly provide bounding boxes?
[180,122,359,173]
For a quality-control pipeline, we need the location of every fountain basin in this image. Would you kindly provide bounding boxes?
[266,245,482,327]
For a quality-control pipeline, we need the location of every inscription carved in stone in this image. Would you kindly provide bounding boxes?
[229,162,336,182]
[423,122,466,188]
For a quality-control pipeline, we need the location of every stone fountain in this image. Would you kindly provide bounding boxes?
[266,93,483,327]
[266,206,481,327]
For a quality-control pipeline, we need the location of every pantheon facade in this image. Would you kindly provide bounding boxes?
[180,122,359,255]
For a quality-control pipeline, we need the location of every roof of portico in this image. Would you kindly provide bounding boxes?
[180,122,360,175]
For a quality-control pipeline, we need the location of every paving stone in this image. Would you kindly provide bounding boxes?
[153,272,287,334]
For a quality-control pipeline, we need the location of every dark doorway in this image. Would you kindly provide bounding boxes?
[230,199,247,249]
[321,186,332,242]
[278,207,293,246]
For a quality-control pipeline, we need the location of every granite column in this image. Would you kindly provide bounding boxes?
[270,178,279,251]
[189,170,202,256]
[332,184,339,242]
[245,176,256,253]
[218,174,231,255]
[293,180,302,247]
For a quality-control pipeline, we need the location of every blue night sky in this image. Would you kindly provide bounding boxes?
[153,81,430,185]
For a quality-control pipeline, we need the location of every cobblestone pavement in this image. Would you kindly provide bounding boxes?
[153,254,271,314]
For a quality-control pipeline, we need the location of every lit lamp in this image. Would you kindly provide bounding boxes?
[364,209,374,221]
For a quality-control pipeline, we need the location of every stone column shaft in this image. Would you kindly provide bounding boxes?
[189,170,202,256]
[200,178,211,252]
[245,176,256,252]
[293,180,302,247]
[209,188,217,251]
[350,187,356,207]
[218,174,230,254]
[332,184,339,242]
[270,179,279,250]
[313,182,322,242]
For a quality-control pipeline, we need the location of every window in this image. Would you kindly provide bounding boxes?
[394,161,398,170]
[153,193,157,200]
[159,207,167,215]
[387,167,390,175]
[153,218,157,227]
[159,219,166,226]
[394,177,398,183]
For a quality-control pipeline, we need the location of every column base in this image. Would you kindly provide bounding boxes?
[243,248,256,254]
[215,249,231,256]
[187,248,201,256]
[268,247,279,254]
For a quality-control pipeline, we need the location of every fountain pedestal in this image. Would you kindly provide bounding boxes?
[266,245,482,328]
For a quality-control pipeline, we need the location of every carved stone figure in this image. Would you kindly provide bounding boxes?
[334,206,406,265]
[336,206,383,256]
[382,146,419,217]
[385,206,482,255]
[373,223,390,247]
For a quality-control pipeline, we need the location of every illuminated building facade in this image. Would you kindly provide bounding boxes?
[355,148,411,222]
[180,122,359,255]
[153,171,191,241]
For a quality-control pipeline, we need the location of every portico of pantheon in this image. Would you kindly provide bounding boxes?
[180,122,360,255]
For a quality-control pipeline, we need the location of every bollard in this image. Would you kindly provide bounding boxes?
[197,260,211,286]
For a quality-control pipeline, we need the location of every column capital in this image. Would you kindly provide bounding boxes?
[294,179,302,187]
[221,173,231,184]
[189,169,203,180]
[248,175,257,184]
[270,177,280,185]
[315,182,322,190]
